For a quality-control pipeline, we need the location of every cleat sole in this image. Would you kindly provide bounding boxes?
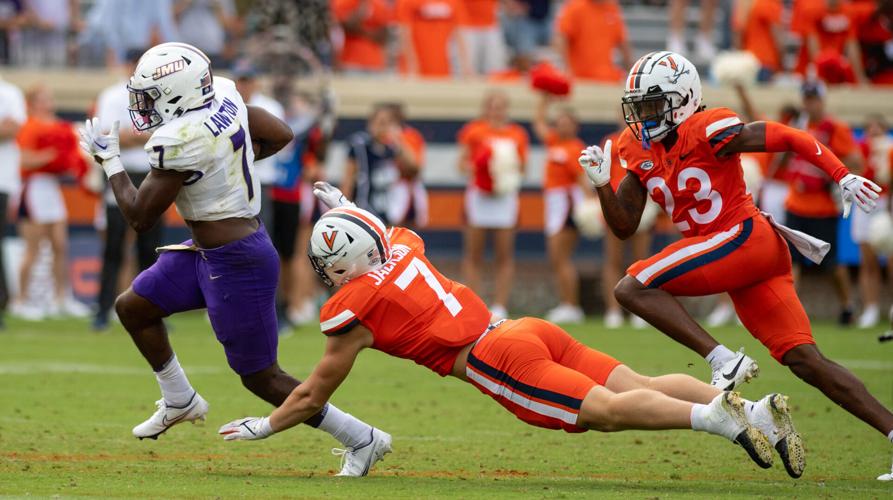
[769,394,805,479]
[725,392,774,469]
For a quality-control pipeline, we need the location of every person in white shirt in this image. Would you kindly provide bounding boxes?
[0,75,25,325]
[93,49,164,331]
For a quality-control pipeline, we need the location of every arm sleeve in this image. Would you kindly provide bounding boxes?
[764,121,849,182]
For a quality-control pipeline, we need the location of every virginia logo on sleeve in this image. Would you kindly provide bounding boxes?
[323,230,339,251]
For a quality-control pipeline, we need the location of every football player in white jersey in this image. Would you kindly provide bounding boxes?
[78,43,390,476]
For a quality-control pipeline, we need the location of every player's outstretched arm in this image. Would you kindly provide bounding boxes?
[246,104,294,161]
[578,142,647,239]
[720,121,881,216]
[218,325,373,441]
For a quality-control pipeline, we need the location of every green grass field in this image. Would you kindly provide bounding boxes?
[1,314,892,498]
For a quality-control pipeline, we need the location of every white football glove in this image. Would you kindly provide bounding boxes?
[77,117,124,177]
[313,181,355,209]
[218,417,274,441]
[839,173,882,218]
[578,140,612,188]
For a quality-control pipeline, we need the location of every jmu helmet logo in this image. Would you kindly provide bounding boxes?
[322,230,339,251]
[152,59,186,80]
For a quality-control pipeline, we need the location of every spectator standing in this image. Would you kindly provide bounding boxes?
[782,81,862,325]
[851,114,891,328]
[733,0,785,81]
[92,49,162,332]
[459,0,505,75]
[667,0,718,63]
[0,74,25,326]
[599,122,654,330]
[342,105,417,224]
[16,0,80,67]
[502,0,552,62]
[795,0,868,84]
[85,0,178,66]
[531,92,587,324]
[13,85,89,320]
[272,86,331,327]
[332,0,394,74]
[554,0,631,83]
[384,102,427,228]
[396,0,470,77]
[173,0,237,68]
[0,1,23,65]
[457,91,528,320]
[849,0,893,85]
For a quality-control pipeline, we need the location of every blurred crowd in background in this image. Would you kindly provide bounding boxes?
[1,0,893,85]
[2,0,893,340]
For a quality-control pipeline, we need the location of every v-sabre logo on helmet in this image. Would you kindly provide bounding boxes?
[152,59,186,80]
[322,230,339,251]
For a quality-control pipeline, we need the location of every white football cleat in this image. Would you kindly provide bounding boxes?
[545,304,584,324]
[630,314,648,330]
[747,394,805,478]
[132,392,209,440]
[878,456,893,481]
[704,392,774,469]
[604,309,623,329]
[332,427,392,477]
[710,349,759,391]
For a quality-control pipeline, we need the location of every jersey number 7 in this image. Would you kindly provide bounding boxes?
[394,257,463,317]
[230,125,255,201]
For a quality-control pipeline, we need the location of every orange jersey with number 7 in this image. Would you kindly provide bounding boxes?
[319,227,492,376]
[615,108,760,237]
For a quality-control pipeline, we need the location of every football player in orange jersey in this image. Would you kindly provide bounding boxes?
[218,182,805,477]
[580,50,893,478]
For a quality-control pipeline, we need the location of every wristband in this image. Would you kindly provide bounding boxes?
[258,416,274,438]
[101,156,125,178]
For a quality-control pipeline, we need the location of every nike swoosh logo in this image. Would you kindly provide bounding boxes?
[723,357,745,380]
[210,274,222,280]
[161,407,193,427]
[93,140,107,151]
[814,141,822,156]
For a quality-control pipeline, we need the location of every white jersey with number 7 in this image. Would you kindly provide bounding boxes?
[144,76,260,221]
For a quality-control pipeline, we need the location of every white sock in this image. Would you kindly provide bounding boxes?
[888,430,893,443]
[316,404,374,449]
[690,403,709,432]
[155,355,195,406]
[705,345,736,371]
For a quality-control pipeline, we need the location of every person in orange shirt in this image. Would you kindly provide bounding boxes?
[554,0,632,83]
[794,0,868,84]
[459,0,506,75]
[383,102,428,228]
[220,188,800,479]
[782,81,863,325]
[532,92,589,324]
[734,0,786,80]
[457,90,528,320]
[598,122,656,330]
[333,0,395,73]
[396,0,470,77]
[13,85,90,320]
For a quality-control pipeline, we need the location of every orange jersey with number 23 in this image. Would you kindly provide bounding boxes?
[318,227,492,376]
[616,108,760,237]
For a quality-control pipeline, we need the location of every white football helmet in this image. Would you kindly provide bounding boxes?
[309,206,392,287]
[622,51,702,147]
[127,43,215,131]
